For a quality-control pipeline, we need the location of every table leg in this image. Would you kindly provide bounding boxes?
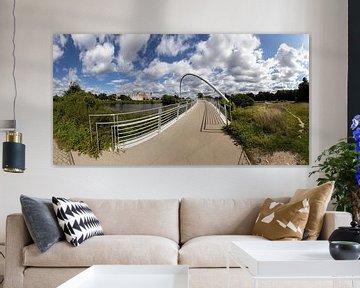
[252,278,258,288]
[226,251,230,288]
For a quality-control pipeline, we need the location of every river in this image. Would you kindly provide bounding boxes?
[109,102,163,112]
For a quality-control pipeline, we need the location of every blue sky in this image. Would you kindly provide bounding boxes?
[53,34,309,97]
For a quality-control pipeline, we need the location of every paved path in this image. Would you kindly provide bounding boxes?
[73,100,250,165]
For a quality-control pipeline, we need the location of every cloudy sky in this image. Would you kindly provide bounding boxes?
[53,34,309,97]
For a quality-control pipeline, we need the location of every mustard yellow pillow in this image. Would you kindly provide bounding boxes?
[289,181,334,240]
[252,198,310,240]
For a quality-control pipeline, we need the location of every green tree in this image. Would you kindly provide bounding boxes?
[231,94,255,108]
[296,77,309,102]
[64,82,82,96]
[119,94,131,101]
[161,95,176,105]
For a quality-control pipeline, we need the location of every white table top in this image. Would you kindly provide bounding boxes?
[231,240,360,278]
[58,265,189,288]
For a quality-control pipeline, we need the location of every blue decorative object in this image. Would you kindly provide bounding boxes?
[329,241,360,260]
[353,128,360,142]
[329,220,360,244]
[351,115,360,130]
[351,115,360,185]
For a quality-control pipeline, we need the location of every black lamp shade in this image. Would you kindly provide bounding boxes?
[2,141,25,173]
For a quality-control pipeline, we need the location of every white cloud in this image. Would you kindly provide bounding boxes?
[143,58,194,80]
[270,43,309,89]
[190,34,261,70]
[58,34,67,47]
[80,42,115,75]
[68,67,79,83]
[111,79,128,84]
[142,34,276,95]
[141,35,309,95]
[118,34,150,72]
[71,34,97,50]
[53,44,64,61]
[156,35,191,57]
[53,34,68,62]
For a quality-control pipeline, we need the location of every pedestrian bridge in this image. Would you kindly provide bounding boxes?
[80,100,249,165]
[84,73,250,165]
[89,98,231,151]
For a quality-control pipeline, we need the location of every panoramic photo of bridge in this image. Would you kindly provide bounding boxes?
[53,34,309,166]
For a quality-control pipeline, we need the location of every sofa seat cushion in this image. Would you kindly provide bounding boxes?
[72,198,180,243]
[179,235,267,268]
[23,235,178,267]
[180,198,289,243]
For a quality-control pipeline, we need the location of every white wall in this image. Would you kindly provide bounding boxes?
[0,0,348,242]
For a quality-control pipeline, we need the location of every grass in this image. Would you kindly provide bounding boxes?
[225,102,309,164]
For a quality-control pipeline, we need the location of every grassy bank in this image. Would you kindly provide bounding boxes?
[225,102,309,164]
[54,87,172,157]
[53,89,116,157]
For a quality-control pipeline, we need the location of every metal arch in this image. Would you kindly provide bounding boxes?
[179,73,229,102]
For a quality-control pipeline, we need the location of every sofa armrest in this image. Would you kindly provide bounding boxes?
[4,213,33,288]
[318,211,352,240]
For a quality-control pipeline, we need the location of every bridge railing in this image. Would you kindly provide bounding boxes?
[89,100,196,152]
[205,98,232,125]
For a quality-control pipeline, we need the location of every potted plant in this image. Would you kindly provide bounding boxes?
[309,115,360,222]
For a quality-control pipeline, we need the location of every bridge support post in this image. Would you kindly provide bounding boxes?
[158,107,162,134]
[225,104,228,126]
[177,103,180,120]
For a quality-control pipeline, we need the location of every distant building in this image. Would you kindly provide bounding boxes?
[130,91,152,101]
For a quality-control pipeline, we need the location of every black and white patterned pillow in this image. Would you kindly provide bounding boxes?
[52,197,104,247]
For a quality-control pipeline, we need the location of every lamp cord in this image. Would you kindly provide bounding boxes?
[12,0,17,129]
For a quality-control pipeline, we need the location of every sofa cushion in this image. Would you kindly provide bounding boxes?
[180,198,289,243]
[20,195,64,253]
[290,181,334,240]
[72,198,179,243]
[252,198,310,240]
[23,235,178,267]
[179,235,267,268]
[52,197,104,247]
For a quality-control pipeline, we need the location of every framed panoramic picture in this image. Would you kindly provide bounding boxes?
[53,33,309,166]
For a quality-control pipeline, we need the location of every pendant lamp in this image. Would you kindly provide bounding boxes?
[1,0,25,173]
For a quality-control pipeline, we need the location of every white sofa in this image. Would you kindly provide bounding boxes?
[4,198,352,288]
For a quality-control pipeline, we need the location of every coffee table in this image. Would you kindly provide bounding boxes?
[57,265,189,288]
[228,241,360,288]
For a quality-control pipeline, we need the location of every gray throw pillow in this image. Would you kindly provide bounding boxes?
[20,195,64,253]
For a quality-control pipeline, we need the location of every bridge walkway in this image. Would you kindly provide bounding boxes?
[72,100,250,165]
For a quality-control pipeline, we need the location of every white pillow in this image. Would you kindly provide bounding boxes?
[52,197,103,246]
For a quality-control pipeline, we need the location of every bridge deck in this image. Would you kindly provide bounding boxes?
[72,100,249,165]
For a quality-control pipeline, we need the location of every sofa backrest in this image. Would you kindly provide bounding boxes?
[73,198,180,243]
[180,198,289,243]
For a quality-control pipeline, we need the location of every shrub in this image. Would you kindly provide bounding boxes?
[231,94,255,108]
[161,95,176,105]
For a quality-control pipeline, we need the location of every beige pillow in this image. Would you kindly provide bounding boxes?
[289,181,334,240]
[252,198,310,240]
